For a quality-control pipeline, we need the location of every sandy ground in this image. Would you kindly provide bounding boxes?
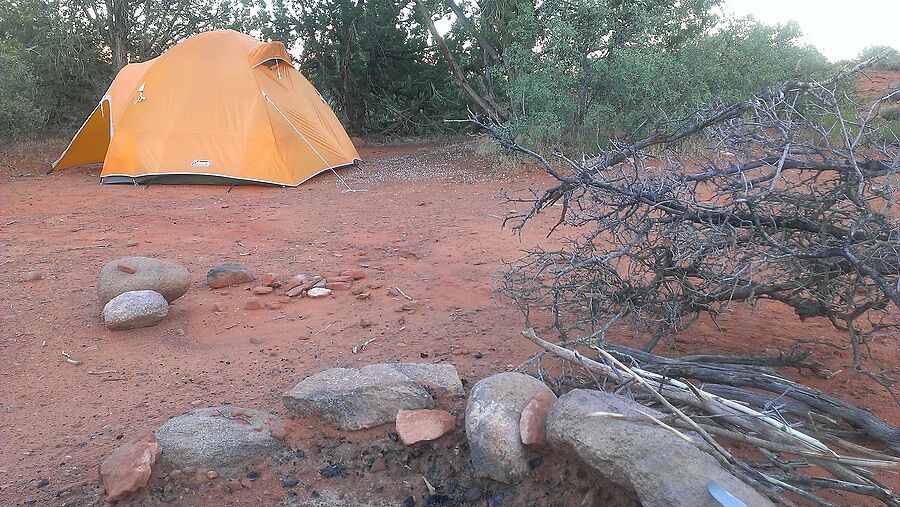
[0,137,897,506]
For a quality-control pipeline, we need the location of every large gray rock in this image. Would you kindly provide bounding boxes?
[547,389,774,507]
[283,363,464,430]
[465,372,554,484]
[154,406,284,470]
[102,290,169,330]
[206,263,255,289]
[98,257,190,306]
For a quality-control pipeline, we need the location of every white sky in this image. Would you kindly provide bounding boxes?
[721,1,900,61]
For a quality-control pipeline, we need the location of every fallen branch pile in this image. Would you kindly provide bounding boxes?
[522,328,899,506]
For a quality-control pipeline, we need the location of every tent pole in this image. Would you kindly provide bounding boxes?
[263,92,364,193]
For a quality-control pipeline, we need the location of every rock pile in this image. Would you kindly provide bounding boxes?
[97,258,374,330]
[96,364,771,504]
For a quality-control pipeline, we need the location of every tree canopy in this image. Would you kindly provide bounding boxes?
[0,0,873,143]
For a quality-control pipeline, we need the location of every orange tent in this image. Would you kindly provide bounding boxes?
[54,30,360,186]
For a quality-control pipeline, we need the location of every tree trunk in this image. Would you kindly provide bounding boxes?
[415,0,503,123]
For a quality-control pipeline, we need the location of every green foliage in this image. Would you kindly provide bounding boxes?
[0,0,111,136]
[0,42,47,141]
[491,9,833,147]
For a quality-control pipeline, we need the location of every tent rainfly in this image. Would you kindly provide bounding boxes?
[53,30,360,187]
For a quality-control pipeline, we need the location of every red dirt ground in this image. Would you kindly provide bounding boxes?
[0,137,897,506]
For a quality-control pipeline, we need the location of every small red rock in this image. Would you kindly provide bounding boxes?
[327,281,352,291]
[367,282,384,289]
[268,419,287,440]
[351,286,366,295]
[245,297,263,310]
[286,286,304,297]
[212,303,225,313]
[265,301,282,310]
[360,319,374,328]
[284,274,309,290]
[117,263,136,274]
[252,286,273,295]
[340,268,366,280]
[240,478,253,489]
[369,456,387,473]
[519,390,558,446]
[260,272,280,287]
[226,479,242,491]
[100,430,161,501]
[395,409,455,445]
[206,470,218,480]
[328,275,352,283]
[125,239,139,247]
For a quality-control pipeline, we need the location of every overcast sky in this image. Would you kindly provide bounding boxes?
[721,1,900,61]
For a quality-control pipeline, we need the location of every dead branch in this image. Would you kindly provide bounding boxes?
[483,57,898,401]
[523,328,900,506]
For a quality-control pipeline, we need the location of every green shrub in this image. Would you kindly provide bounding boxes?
[0,42,47,142]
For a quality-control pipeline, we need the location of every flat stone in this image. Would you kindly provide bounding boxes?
[283,363,464,430]
[100,430,161,501]
[547,389,774,507]
[103,290,169,331]
[340,268,366,280]
[206,263,254,289]
[284,274,309,290]
[519,390,558,445]
[286,286,304,297]
[252,286,273,295]
[326,281,352,291]
[307,287,332,298]
[245,297,263,310]
[154,406,283,470]
[396,409,455,444]
[465,372,553,484]
[98,257,189,306]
